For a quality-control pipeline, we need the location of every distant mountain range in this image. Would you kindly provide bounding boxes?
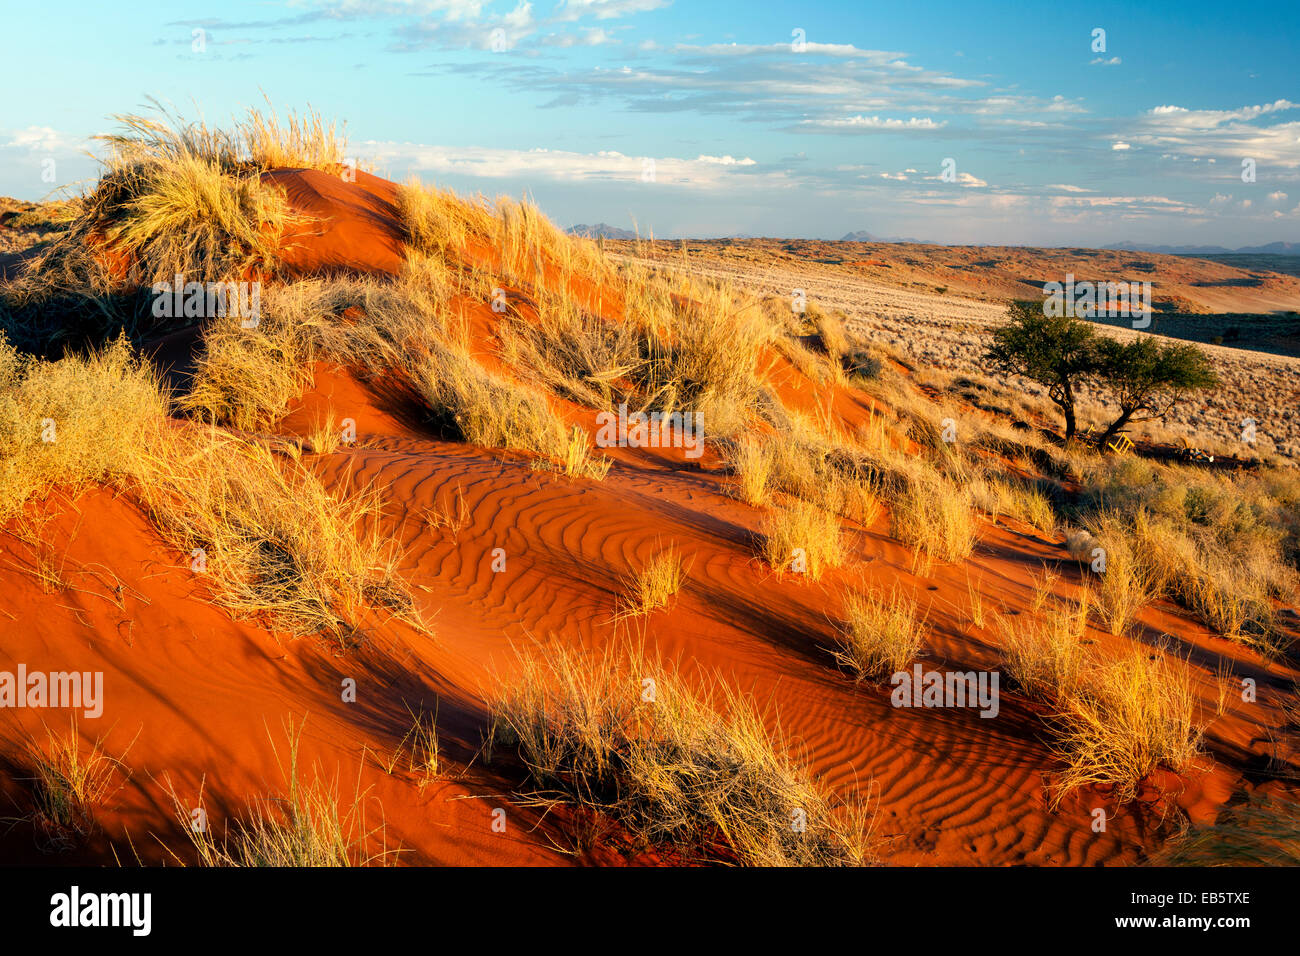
[1103,240,1300,256]
[567,223,639,240]
[841,230,936,244]
[567,223,760,240]
[567,225,1300,255]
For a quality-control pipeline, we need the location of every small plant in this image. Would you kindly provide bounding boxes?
[891,474,978,572]
[382,704,441,790]
[760,499,843,580]
[965,573,987,630]
[171,720,398,866]
[622,545,688,617]
[1047,646,1202,807]
[998,599,1088,700]
[724,436,773,506]
[832,588,925,680]
[20,721,131,850]
[422,481,470,540]
[306,410,342,455]
[1088,516,1161,636]
[489,647,878,866]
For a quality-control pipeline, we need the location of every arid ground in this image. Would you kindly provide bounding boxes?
[1,114,1298,868]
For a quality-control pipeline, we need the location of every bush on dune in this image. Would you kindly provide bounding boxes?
[489,646,877,866]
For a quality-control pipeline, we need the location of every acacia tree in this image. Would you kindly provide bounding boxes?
[1093,337,1219,451]
[985,301,1100,443]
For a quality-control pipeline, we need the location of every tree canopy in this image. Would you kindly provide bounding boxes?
[984,301,1219,452]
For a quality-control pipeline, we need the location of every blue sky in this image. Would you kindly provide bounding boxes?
[2,0,1298,245]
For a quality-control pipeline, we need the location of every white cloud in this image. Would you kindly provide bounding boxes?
[1112,141,1131,150]
[2,126,83,152]
[1090,56,1121,66]
[920,171,986,187]
[364,141,770,189]
[1126,100,1300,166]
[553,0,669,22]
[802,115,944,131]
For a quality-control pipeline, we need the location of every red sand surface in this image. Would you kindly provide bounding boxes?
[1,170,1294,866]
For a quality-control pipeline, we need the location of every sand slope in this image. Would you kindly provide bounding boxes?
[1,173,1296,866]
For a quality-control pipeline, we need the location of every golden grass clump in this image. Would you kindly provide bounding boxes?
[970,474,1057,535]
[173,723,396,866]
[6,102,349,319]
[1078,455,1297,649]
[1046,646,1202,807]
[0,334,419,642]
[998,598,1089,700]
[723,436,774,506]
[498,289,639,409]
[241,104,349,171]
[99,150,290,282]
[180,316,315,431]
[131,426,419,644]
[1087,513,1164,636]
[813,309,850,374]
[621,545,687,617]
[728,414,893,526]
[832,588,925,680]
[397,178,496,259]
[0,332,167,522]
[759,499,844,580]
[408,335,608,479]
[891,472,979,572]
[489,647,877,866]
[632,277,768,440]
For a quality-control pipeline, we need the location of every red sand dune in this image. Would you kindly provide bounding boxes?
[1,170,1294,866]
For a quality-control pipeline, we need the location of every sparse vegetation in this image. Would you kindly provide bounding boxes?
[1047,646,1202,807]
[171,723,397,866]
[489,647,877,866]
[622,545,688,617]
[832,588,925,680]
[0,101,1293,870]
[760,499,844,580]
[17,721,130,850]
[999,599,1088,700]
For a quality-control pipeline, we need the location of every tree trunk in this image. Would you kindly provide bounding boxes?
[1098,409,1135,452]
[1055,379,1079,445]
[1062,402,1077,444]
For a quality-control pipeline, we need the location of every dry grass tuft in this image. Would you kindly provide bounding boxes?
[131,426,419,645]
[998,599,1089,700]
[18,721,130,849]
[180,317,314,431]
[759,499,844,580]
[1046,646,1202,807]
[0,333,167,523]
[381,704,441,790]
[891,472,979,572]
[489,646,877,866]
[172,721,397,866]
[832,588,925,680]
[621,545,688,617]
[1087,513,1164,636]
